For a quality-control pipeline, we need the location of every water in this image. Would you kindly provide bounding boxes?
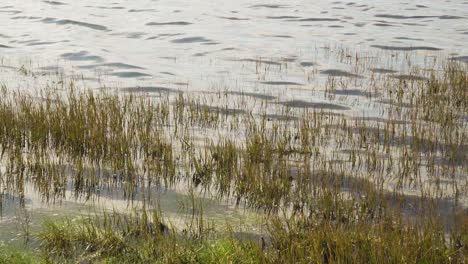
[0,0,467,243]
[1,0,467,90]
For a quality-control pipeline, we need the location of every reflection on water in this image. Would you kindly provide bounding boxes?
[0,0,467,245]
[0,0,466,90]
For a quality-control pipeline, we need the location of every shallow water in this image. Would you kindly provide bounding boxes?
[1,0,467,90]
[0,178,264,242]
[0,0,467,243]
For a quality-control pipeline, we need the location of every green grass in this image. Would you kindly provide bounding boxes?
[1,206,465,263]
[0,56,466,263]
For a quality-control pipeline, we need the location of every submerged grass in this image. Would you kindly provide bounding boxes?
[0,244,43,264]
[0,56,466,263]
[35,210,265,264]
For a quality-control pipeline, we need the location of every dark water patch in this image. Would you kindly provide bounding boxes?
[218,16,250,21]
[376,14,463,20]
[374,23,398,27]
[370,68,397,74]
[329,25,344,28]
[439,15,464,19]
[394,36,424,41]
[371,45,442,51]
[146,33,184,40]
[375,14,442,20]
[226,91,276,100]
[146,21,192,26]
[354,22,366,27]
[26,41,61,46]
[121,86,179,94]
[171,37,211,43]
[160,33,184,37]
[41,17,56,22]
[96,6,125,10]
[56,19,108,31]
[416,5,428,8]
[126,32,147,39]
[266,16,300,19]
[320,69,363,78]
[236,58,282,66]
[0,193,33,212]
[0,10,21,15]
[61,51,104,62]
[129,9,157,12]
[57,20,108,31]
[280,100,350,110]
[390,74,428,81]
[160,56,177,60]
[202,105,246,116]
[39,66,63,72]
[300,62,316,67]
[173,82,189,86]
[262,114,298,121]
[282,58,297,62]
[90,14,107,18]
[0,34,10,38]
[111,32,147,39]
[42,18,109,31]
[17,39,40,44]
[160,71,176,76]
[352,116,408,125]
[193,52,210,57]
[250,4,288,8]
[290,17,341,22]
[110,72,152,78]
[263,34,293,38]
[11,16,42,20]
[201,42,220,45]
[43,1,67,5]
[78,62,145,70]
[401,22,425,26]
[261,81,303,86]
[0,44,13,48]
[450,56,468,63]
[328,89,376,97]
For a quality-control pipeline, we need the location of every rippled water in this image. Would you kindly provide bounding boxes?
[1,0,467,243]
[1,0,467,90]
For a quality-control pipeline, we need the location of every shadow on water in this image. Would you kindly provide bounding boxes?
[61,51,104,62]
[279,100,350,110]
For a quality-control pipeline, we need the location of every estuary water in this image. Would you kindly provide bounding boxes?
[0,0,467,243]
[0,0,467,94]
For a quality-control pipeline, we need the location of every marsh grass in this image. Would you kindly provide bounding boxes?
[0,57,466,263]
[0,244,43,264]
[36,209,266,264]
